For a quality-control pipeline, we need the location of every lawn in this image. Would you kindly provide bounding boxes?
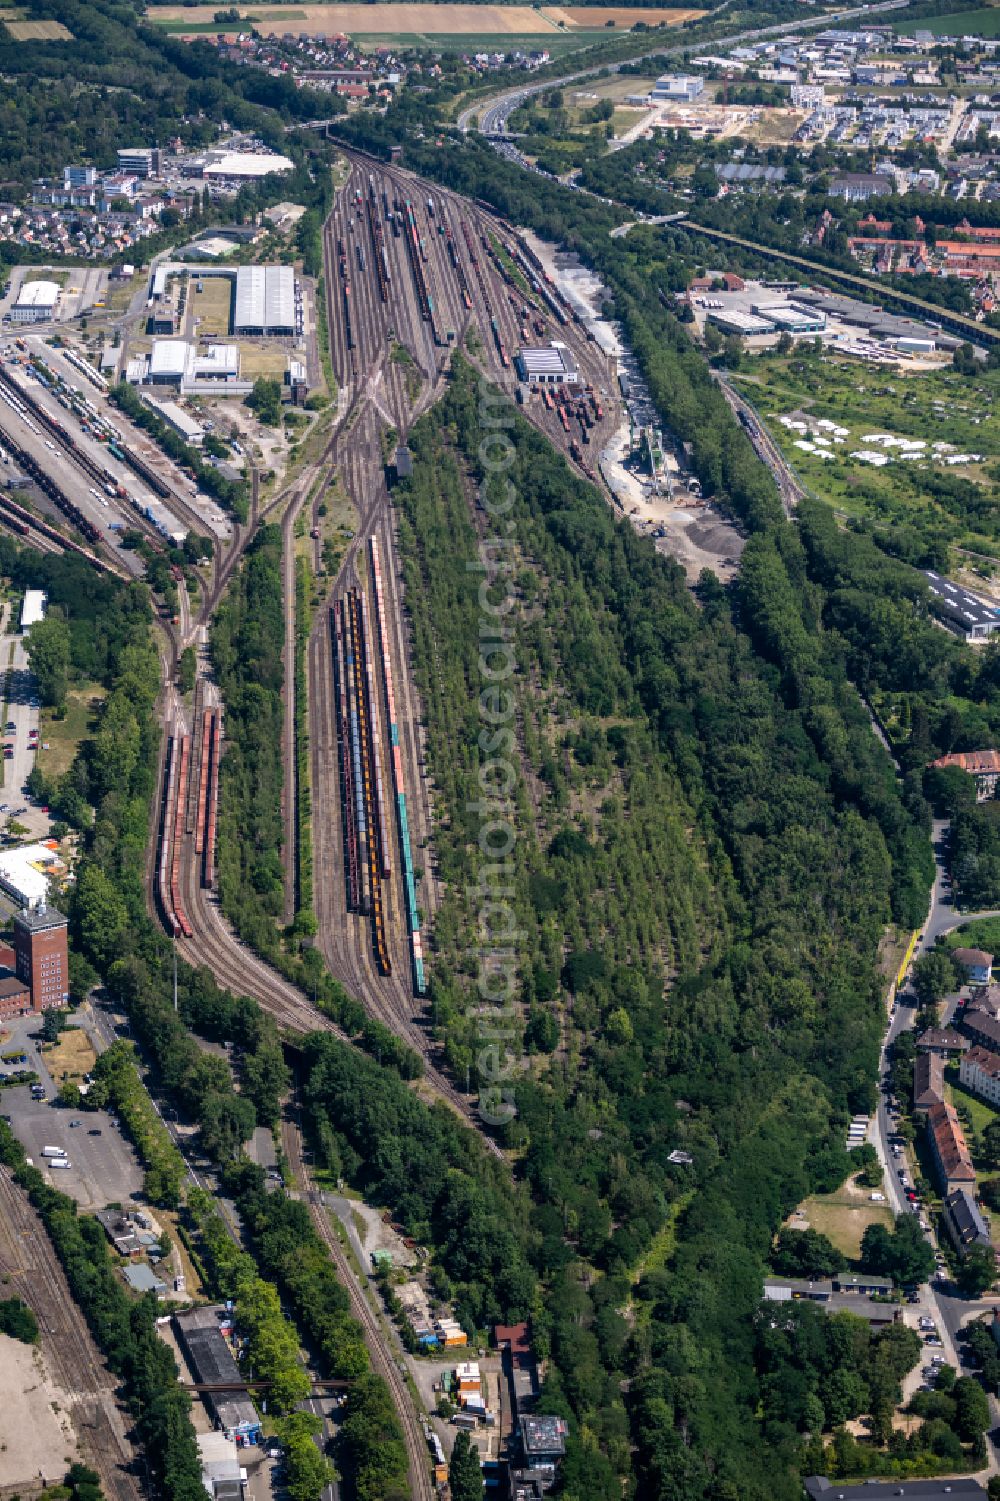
[732,353,1000,555]
[797,1181,895,1258]
[944,917,1000,956]
[190,277,232,338]
[898,5,1000,36]
[37,684,105,780]
[946,1065,997,1133]
[42,1025,96,1088]
[239,343,289,378]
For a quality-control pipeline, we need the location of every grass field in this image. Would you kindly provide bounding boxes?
[2,16,72,37]
[797,1182,895,1258]
[151,2,702,34]
[898,5,1000,35]
[945,918,1000,954]
[946,1070,997,1143]
[191,277,232,338]
[37,685,105,781]
[43,1026,96,1088]
[239,343,289,378]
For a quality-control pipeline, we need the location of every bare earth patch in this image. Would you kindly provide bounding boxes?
[0,1334,78,1485]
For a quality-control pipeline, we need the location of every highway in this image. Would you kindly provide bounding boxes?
[458,0,911,135]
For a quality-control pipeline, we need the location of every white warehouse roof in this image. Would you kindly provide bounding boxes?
[149,340,191,376]
[15,279,59,310]
[234,265,294,332]
[0,843,62,910]
[204,151,293,179]
[20,588,47,630]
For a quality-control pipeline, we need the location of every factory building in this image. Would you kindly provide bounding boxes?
[233,265,296,335]
[10,279,59,324]
[925,571,1000,642]
[751,301,827,333]
[514,344,579,385]
[652,74,705,100]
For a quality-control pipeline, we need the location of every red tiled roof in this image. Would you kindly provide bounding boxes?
[927,1100,976,1185]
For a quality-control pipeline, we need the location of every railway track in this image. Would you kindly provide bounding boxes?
[281,1117,434,1501]
[0,1168,138,1501]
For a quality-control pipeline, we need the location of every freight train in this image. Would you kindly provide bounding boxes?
[370,536,426,997]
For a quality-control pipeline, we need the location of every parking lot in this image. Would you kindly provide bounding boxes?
[0,600,48,841]
[1,1013,143,1210]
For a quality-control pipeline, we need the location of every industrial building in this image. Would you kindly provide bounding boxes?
[19,588,46,631]
[144,341,247,396]
[514,344,579,385]
[146,398,204,446]
[652,74,705,100]
[233,264,296,335]
[174,1307,261,1446]
[202,150,294,182]
[751,301,827,332]
[924,571,1000,642]
[706,308,774,336]
[10,279,59,324]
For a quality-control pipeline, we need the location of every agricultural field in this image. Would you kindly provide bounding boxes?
[150,2,701,34]
[1,16,72,37]
[732,353,1000,557]
[898,4,1000,35]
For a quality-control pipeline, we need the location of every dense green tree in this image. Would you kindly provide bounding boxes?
[957,1243,997,1298]
[25,614,71,707]
[449,1432,484,1501]
[0,1296,39,1343]
[952,1376,991,1442]
[912,949,961,1008]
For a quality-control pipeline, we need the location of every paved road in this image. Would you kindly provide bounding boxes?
[872,815,1000,1465]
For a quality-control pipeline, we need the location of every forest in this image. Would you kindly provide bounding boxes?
[310,355,939,1499]
[0,0,344,195]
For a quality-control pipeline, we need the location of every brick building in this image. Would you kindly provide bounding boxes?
[12,904,69,1012]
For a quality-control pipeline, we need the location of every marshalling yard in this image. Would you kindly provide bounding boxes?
[0,145,692,1499]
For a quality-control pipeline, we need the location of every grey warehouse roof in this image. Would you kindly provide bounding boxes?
[234,264,294,331]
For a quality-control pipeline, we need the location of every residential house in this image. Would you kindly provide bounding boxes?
[917,1027,970,1055]
[960,1044,1000,1106]
[829,172,894,201]
[962,1010,1000,1053]
[954,947,994,985]
[926,1099,977,1193]
[929,749,1000,800]
[942,1187,992,1257]
[913,1051,945,1113]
